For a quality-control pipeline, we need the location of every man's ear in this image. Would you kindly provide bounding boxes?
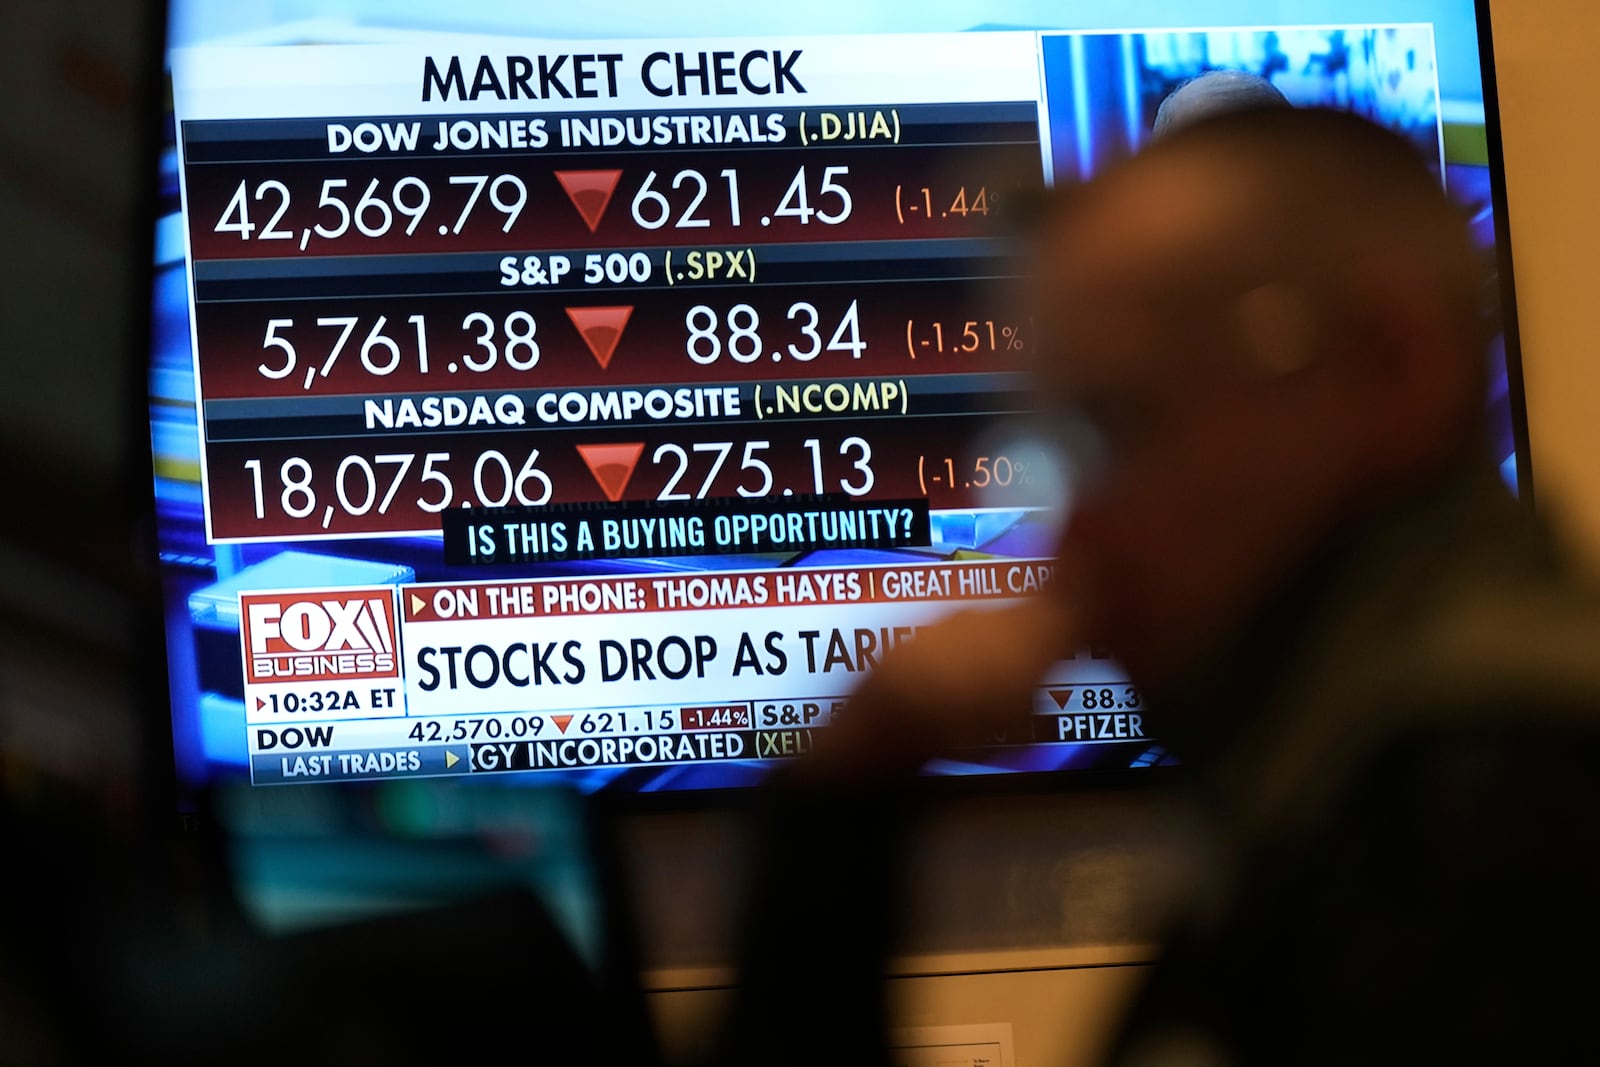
[1336,269,1472,482]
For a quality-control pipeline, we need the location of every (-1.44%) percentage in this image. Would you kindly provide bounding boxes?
[905,319,1027,359]
[893,184,1001,224]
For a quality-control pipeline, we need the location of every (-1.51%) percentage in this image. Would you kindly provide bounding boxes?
[905,319,1027,359]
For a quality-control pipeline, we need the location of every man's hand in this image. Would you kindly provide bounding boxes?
[798,596,1079,782]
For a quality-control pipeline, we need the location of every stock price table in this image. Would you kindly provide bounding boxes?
[175,38,1051,543]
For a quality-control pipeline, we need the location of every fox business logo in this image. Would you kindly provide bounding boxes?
[242,590,400,684]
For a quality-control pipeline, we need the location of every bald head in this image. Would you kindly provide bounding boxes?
[1152,69,1290,140]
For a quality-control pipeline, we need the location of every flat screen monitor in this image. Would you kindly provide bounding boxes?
[147,1,1528,802]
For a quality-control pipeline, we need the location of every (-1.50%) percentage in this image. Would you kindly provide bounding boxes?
[918,453,1041,495]
[905,319,1026,359]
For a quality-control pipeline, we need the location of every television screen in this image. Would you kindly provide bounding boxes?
[148,0,1525,800]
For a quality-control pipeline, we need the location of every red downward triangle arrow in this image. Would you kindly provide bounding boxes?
[552,714,573,734]
[1048,689,1075,710]
[565,306,634,369]
[576,442,645,503]
[554,169,622,232]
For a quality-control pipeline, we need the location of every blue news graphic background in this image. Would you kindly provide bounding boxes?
[152,0,1510,793]
[1038,24,1520,486]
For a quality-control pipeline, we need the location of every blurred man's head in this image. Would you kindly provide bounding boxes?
[1152,69,1291,140]
[1030,107,1487,686]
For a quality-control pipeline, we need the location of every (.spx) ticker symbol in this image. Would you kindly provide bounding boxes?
[576,442,645,503]
[565,306,634,369]
[554,169,622,232]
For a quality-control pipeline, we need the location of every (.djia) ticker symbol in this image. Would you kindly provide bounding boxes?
[565,306,634,369]
[554,169,622,232]
[576,442,645,503]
